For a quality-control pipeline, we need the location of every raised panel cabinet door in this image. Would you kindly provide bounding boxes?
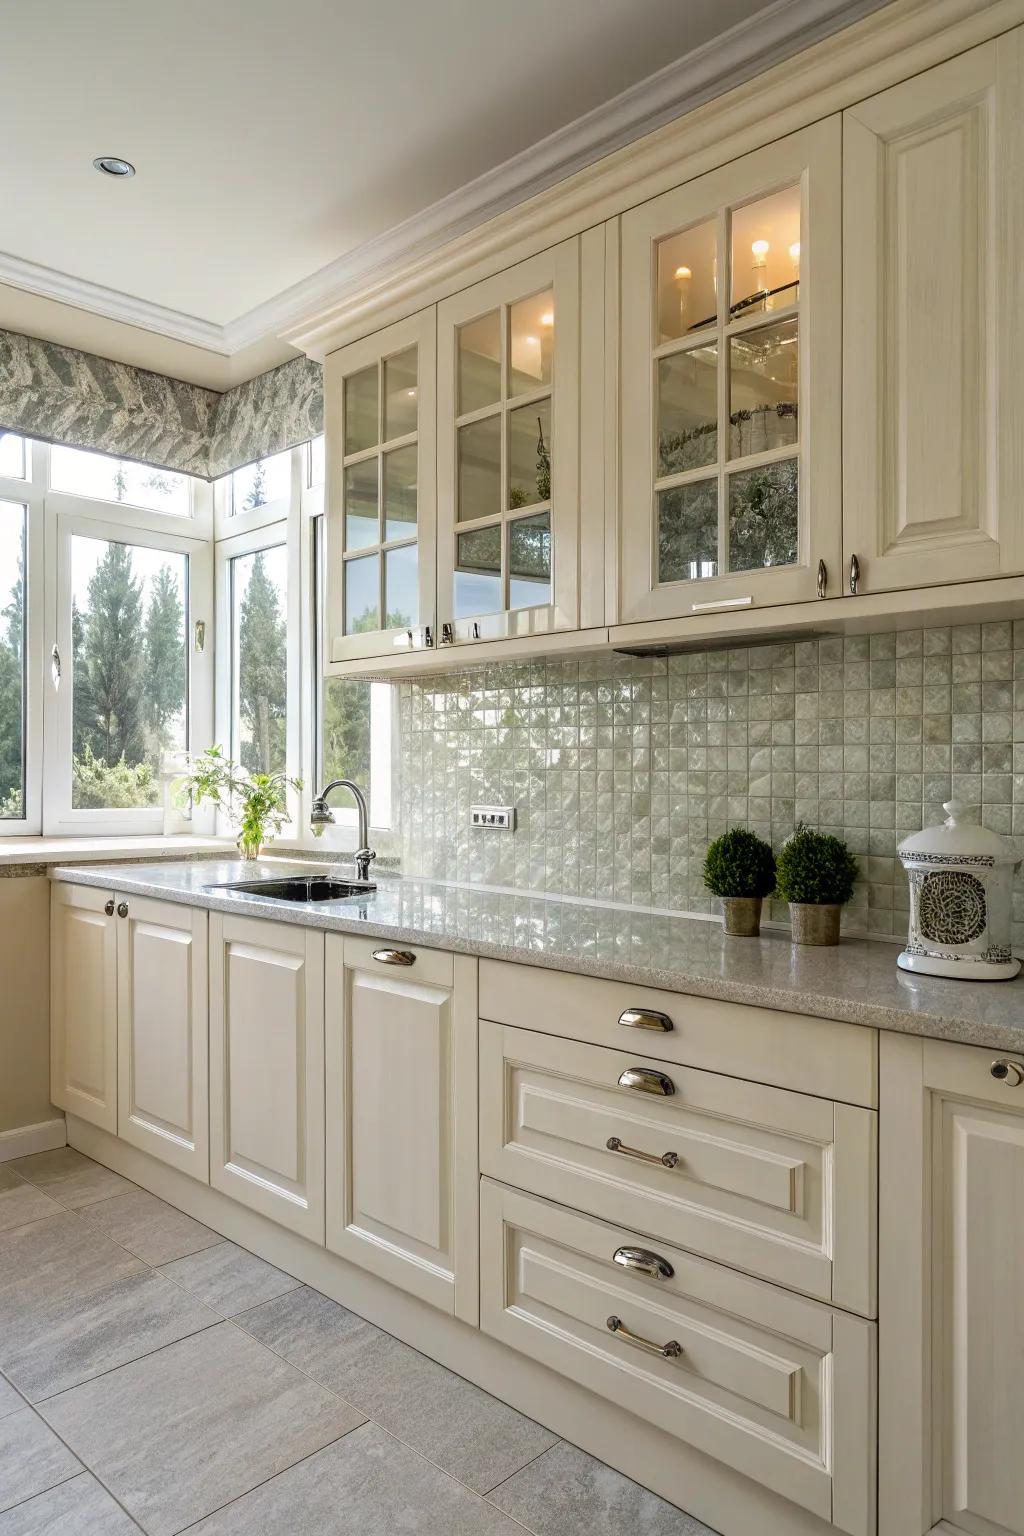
[936,1092,1024,1536]
[325,936,479,1321]
[844,31,1024,592]
[618,116,841,625]
[324,307,436,666]
[50,883,118,1133]
[209,913,325,1242]
[436,239,585,646]
[116,895,209,1182]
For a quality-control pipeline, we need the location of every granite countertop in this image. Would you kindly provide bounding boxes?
[51,859,1024,1052]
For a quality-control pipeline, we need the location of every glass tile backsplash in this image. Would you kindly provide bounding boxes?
[395,620,1024,949]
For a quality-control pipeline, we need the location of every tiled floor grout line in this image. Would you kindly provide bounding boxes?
[481,1439,559,1498]
[0,1467,88,1522]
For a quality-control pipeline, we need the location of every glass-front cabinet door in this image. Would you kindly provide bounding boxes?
[436,241,580,645]
[323,308,436,663]
[618,118,841,626]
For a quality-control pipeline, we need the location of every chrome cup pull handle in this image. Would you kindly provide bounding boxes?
[617,1066,674,1097]
[618,1008,673,1033]
[612,1246,674,1281]
[606,1315,682,1359]
[991,1059,1024,1087]
[606,1136,678,1169]
[372,948,415,967]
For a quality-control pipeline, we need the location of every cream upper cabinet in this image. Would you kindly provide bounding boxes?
[617,118,842,626]
[51,883,118,1134]
[209,911,325,1242]
[323,308,436,664]
[117,895,209,1182]
[436,239,587,646]
[324,936,479,1322]
[843,31,1024,593]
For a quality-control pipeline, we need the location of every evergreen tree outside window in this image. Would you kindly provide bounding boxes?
[69,536,187,809]
[51,446,189,516]
[231,545,288,775]
[230,451,291,515]
[0,501,27,818]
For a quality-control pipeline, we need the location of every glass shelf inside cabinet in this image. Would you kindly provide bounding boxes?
[452,287,555,623]
[652,185,801,588]
[341,345,420,637]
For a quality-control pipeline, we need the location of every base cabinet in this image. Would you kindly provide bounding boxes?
[481,1180,875,1536]
[325,936,478,1321]
[880,1035,1024,1536]
[117,895,209,1181]
[51,884,119,1133]
[209,912,325,1243]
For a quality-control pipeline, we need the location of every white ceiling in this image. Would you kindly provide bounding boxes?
[0,0,879,381]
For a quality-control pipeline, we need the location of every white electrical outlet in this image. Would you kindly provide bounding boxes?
[470,804,516,831]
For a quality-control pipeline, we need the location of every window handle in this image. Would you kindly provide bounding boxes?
[51,643,62,691]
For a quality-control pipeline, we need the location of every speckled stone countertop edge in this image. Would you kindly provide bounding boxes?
[50,860,1024,1052]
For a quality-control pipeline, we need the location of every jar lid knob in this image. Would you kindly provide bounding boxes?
[943,799,968,827]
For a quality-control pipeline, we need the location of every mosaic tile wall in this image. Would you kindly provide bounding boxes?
[395,619,1024,949]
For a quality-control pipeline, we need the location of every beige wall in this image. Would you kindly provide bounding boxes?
[0,877,54,1134]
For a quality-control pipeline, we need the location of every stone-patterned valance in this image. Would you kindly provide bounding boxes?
[0,328,324,481]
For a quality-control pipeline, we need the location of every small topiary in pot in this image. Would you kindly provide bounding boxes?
[774,823,859,946]
[703,827,777,937]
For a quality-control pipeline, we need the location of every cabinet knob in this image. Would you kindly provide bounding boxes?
[371,948,415,967]
[104,898,115,916]
[612,1246,674,1281]
[849,553,861,595]
[990,1059,1024,1087]
[117,901,129,919]
[618,1007,673,1033]
[617,1066,675,1097]
[817,558,827,599]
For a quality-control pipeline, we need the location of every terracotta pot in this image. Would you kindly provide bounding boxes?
[789,901,841,946]
[721,895,763,937]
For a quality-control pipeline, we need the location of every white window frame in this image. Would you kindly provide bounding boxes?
[0,438,45,834]
[43,499,213,836]
[214,509,303,840]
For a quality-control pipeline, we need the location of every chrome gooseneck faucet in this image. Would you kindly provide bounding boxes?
[310,779,376,883]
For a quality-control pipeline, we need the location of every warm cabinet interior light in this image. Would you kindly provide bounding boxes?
[540,311,554,326]
[789,241,801,263]
[751,239,770,258]
[674,265,692,280]
[92,155,135,178]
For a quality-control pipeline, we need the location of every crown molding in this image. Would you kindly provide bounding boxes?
[243,0,888,356]
[0,249,229,354]
[0,0,883,368]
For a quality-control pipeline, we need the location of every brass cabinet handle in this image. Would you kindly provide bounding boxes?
[372,948,415,967]
[990,1059,1024,1087]
[104,898,115,917]
[618,1007,673,1033]
[849,552,861,595]
[117,901,129,919]
[607,1135,679,1169]
[612,1246,674,1281]
[618,1066,674,1097]
[606,1315,682,1359]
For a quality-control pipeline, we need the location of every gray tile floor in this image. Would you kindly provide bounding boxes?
[0,1148,716,1536]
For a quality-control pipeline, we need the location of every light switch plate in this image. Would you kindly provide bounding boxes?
[470,804,516,831]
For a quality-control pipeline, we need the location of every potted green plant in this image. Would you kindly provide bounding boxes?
[702,827,776,937]
[775,824,859,946]
[182,745,302,861]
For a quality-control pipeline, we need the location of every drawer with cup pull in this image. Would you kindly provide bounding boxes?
[478,960,877,1107]
[479,1021,876,1315]
[480,1179,875,1536]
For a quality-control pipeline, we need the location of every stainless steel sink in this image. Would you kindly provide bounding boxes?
[211,875,376,903]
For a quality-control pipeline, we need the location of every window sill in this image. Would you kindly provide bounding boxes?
[0,834,235,868]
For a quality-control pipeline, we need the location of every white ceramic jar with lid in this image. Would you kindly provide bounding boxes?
[897,801,1020,980]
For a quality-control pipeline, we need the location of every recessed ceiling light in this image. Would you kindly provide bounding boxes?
[93,156,135,178]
